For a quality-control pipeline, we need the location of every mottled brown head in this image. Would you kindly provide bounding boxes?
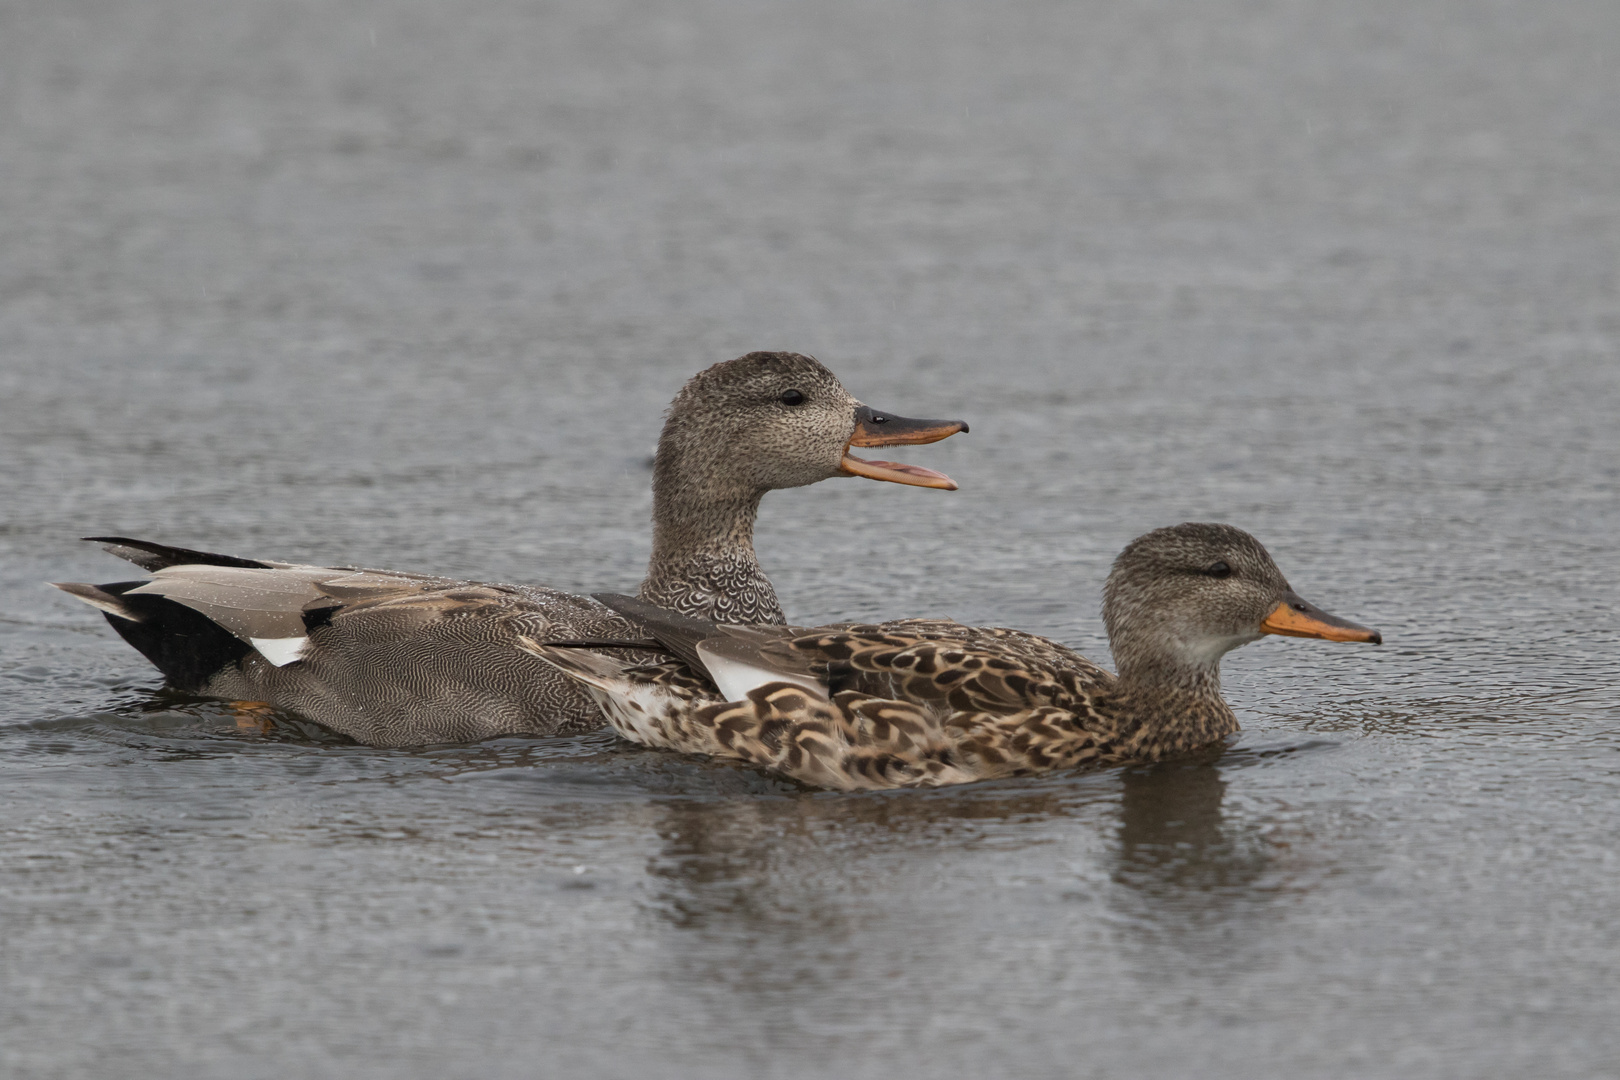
[1102,522,1379,682]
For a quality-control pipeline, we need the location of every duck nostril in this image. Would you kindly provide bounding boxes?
[1293,602,1308,612]
[871,414,889,423]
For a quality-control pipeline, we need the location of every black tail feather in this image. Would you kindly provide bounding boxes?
[85,536,273,572]
[97,582,251,691]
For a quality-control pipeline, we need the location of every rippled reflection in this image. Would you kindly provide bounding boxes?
[1102,747,1332,979]
[1112,754,1268,900]
[644,783,1087,932]
[635,779,1103,1054]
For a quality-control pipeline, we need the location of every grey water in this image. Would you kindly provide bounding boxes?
[2,0,1617,1076]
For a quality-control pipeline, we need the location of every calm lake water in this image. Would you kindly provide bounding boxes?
[2,0,1617,1076]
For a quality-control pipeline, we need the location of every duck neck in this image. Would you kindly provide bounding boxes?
[638,483,785,625]
[1107,655,1239,757]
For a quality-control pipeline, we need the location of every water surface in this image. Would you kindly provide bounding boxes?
[2,1,1618,1077]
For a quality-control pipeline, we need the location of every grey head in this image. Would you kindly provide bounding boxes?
[641,351,967,624]
[1102,522,1380,685]
[654,352,862,504]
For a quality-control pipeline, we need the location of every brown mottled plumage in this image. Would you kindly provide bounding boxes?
[50,352,966,747]
[523,523,1382,790]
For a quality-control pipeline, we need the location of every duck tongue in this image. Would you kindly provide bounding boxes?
[840,453,959,490]
[841,405,967,489]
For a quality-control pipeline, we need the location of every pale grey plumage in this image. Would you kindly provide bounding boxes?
[52,352,967,746]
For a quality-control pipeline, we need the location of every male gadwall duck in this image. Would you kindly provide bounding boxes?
[523,523,1380,790]
[53,352,967,746]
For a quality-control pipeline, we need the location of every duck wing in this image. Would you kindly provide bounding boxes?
[109,564,461,666]
[525,610,1122,790]
[767,620,1112,715]
[590,594,1111,715]
[592,592,830,701]
[54,541,661,744]
[588,593,717,673]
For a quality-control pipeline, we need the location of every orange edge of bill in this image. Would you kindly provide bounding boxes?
[840,453,959,490]
[1259,601,1379,642]
[848,419,968,448]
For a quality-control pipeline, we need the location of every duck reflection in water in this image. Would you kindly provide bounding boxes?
[643,784,1088,933]
[635,777,1101,939]
[633,757,1300,1056]
[1105,748,1315,966]
[642,753,1290,939]
[633,783,1108,1060]
[1113,754,1268,898]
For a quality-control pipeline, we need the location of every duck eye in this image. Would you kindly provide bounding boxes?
[779,389,806,406]
[1205,561,1232,578]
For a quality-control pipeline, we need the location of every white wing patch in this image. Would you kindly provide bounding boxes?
[250,636,309,667]
[696,641,828,703]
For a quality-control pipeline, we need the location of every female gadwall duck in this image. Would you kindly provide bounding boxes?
[523,522,1381,790]
[53,352,967,746]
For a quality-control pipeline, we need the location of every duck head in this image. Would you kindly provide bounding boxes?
[1102,522,1380,683]
[654,351,967,507]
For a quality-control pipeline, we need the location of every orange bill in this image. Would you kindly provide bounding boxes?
[841,404,968,489]
[1260,590,1382,644]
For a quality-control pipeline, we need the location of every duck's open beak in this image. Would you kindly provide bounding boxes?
[841,404,969,490]
[1260,590,1382,644]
